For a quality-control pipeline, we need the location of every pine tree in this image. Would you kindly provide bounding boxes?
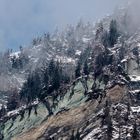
[75,130,80,140]
[94,53,104,77]
[132,121,138,139]
[132,47,139,67]
[95,22,104,40]
[0,105,6,118]
[43,67,49,91]
[0,131,4,140]
[20,71,42,103]
[26,74,34,102]
[109,20,119,47]
[102,30,109,48]
[75,61,81,78]
[83,60,89,75]
[32,38,37,46]
[33,71,42,98]
[52,62,61,90]
[20,82,27,102]
[70,130,75,140]
[48,59,55,77]
[101,101,113,139]
[11,55,18,69]
[107,116,113,140]
[7,91,19,111]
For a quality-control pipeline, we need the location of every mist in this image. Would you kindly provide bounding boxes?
[124,0,140,33]
[0,0,128,51]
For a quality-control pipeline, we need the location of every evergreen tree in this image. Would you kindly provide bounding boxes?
[20,71,42,103]
[132,121,138,139]
[20,81,28,102]
[32,38,37,46]
[7,92,19,111]
[0,130,4,140]
[132,47,139,56]
[70,130,75,140]
[18,58,23,69]
[75,61,81,78]
[107,116,113,140]
[48,59,55,77]
[132,47,139,67]
[0,105,6,118]
[83,60,89,75]
[20,59,69,103]
[102,30,109,48]
[33,71,42,98]
[43,67,49,91]
[62,73,70,84]
[25,74,34,102]
[95,53,104,76]
[44,33,50,41]
[67,47,75,57]
[44,60,63,94]
[102,101,113,140]
[75,130,80,140]
[109,20,119,47]
[119,46,126,60]
[95,22,104,40]
[11,55,18,69]
[52,61,61,90]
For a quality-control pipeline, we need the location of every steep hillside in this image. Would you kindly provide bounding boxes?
[0,22,95,105]
[0,3,140,140]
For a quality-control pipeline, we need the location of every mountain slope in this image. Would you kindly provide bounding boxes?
[1,3,140,140]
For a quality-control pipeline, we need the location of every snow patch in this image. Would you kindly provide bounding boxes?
[137,43,140,47]
[75,50,81,55]
[82,37,91,43]
[121,59,127,63]
[83,128,101,140]
[55,55,75,64]
[129,75,140,82]
[7,99,39,117]
[129,90,140,94]
[10,51,20,58]
[131,106,140,113]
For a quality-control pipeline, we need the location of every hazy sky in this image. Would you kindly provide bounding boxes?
[0,0,127,51]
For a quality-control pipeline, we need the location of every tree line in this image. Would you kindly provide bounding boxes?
[75,19,120,79]
[20,59,70,104]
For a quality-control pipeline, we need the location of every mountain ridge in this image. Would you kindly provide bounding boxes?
[0,4,140,139]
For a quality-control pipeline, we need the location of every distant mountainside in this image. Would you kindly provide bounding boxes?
[0,3,140,140]
[0,21,95,105]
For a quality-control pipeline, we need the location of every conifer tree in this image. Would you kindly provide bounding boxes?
[109,20,119,47]
[132,121,138,140]
[83,60,89,75]
[52,61,61,90]
[75,61,81,78]
[20,71,42,103]
[75,130,80,140]
[33,71,42,98]
[48,59,55,78]
[7,91,19,111]
[102,30,109,48]
[0,105,6,118]
[43,67,49,91]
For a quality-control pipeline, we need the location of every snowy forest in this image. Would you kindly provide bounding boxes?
[0,1,140,140]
